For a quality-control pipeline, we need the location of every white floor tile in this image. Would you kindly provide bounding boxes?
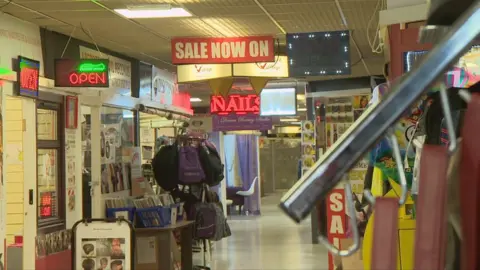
[195,192,329,270]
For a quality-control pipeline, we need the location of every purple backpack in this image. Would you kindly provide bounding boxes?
[178,146,206,184]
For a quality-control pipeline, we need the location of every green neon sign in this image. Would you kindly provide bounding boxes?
[0,67,13,75]
[78,62,107,72]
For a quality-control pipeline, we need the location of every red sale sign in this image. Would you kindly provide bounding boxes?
[326,188,347,270]
[171,36,275,64]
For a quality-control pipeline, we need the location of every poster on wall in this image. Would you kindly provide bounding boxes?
[79,46,131,96]
[301,120,316,176]
[66,129,77,212]
[152,67,175,105]
[73,219,133,270]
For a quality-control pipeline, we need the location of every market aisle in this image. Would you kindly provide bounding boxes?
[205,191,329,270]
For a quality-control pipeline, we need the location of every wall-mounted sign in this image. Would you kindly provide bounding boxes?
[177,64,232,83]
[233,56,289,77]
[210,94,260,115]
[17,56,40,98]
[212,114,272,131]
[39,191,54,218]
[187,115,213,134]
[171,36,275,64]
[54,59,109,88]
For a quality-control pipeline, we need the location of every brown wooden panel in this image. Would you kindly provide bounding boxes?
[371,197,399,270]
[460,94,480,270]
[414,145,449,270]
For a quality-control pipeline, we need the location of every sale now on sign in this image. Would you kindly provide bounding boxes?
[171,36,275,64]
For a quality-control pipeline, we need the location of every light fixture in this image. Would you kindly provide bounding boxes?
[297,108,307,111]
[190,97,202,102]
[296,94,305,100]
[280,118,298,122]
[114,4,192,19]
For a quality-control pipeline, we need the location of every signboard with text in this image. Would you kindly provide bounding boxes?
[79,46,131,96]
[17,56,40,98]
[177,63,232,83]
[233,56,289,77]
[212,114,272,131]
[326,188,347,270]
[54,59,109,88]
[171,36,275,64]
[210,94,260,115]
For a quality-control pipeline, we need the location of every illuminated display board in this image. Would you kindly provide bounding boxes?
[39,191,54,218]
[17,56,40,98]
[210,94,260,115]
[54,59,109,87]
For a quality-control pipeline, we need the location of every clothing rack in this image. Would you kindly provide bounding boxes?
[279,1,480,268]
[280,1,480,223]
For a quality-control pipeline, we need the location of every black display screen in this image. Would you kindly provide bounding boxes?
[287,31,351,77]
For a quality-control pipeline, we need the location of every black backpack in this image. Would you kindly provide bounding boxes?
[198,142,224,187]
[424,88,467,145]
[152,143,179,191]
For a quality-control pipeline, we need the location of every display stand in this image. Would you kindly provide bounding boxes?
[72,218,134,270]
[134,220,194,270]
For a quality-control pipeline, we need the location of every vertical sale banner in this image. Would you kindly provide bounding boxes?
[326,188,347,270]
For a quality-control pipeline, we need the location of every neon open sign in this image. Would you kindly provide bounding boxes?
[210,94,260,115]
[17,56,40,98]
[54,59,109,88]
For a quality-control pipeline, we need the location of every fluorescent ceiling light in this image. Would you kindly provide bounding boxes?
[297,108,307,111]
[114,6,192,19]
[280,118,298,122]
[190,97,202,102]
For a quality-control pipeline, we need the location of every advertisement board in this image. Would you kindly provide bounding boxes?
[171,36,275,64]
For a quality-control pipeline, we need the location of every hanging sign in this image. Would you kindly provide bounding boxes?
[233,56,289,77]
[171,36,275,64]
[210,94,260,115]
[326,188,347,270]
[54,59,109,88]
[177,64,232,83]
[72,219,133,270]
[17,56,40,98]
[212,114,272,131]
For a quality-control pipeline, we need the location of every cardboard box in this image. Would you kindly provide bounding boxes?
[340,238,363,270]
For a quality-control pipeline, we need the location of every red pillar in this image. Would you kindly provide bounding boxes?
[388,23,433,80]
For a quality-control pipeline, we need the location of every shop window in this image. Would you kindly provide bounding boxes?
[100,107,135,194]
[37,102,64,232]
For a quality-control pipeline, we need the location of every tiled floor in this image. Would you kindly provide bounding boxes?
[196,192,329,270]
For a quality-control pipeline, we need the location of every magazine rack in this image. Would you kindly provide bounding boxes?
[71,218,134,270]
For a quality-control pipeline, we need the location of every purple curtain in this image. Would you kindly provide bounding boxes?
[236,134,260,215]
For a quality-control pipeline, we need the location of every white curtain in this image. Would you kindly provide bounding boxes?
[223,134,237,187]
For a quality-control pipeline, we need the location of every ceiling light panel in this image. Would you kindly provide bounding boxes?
[114,7,192,19]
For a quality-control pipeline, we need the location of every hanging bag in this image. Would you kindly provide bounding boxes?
[152,143,179,191]
[198,141,225,187]
[178,145,206,184]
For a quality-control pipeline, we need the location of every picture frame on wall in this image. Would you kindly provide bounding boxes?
[65,96,78,129]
